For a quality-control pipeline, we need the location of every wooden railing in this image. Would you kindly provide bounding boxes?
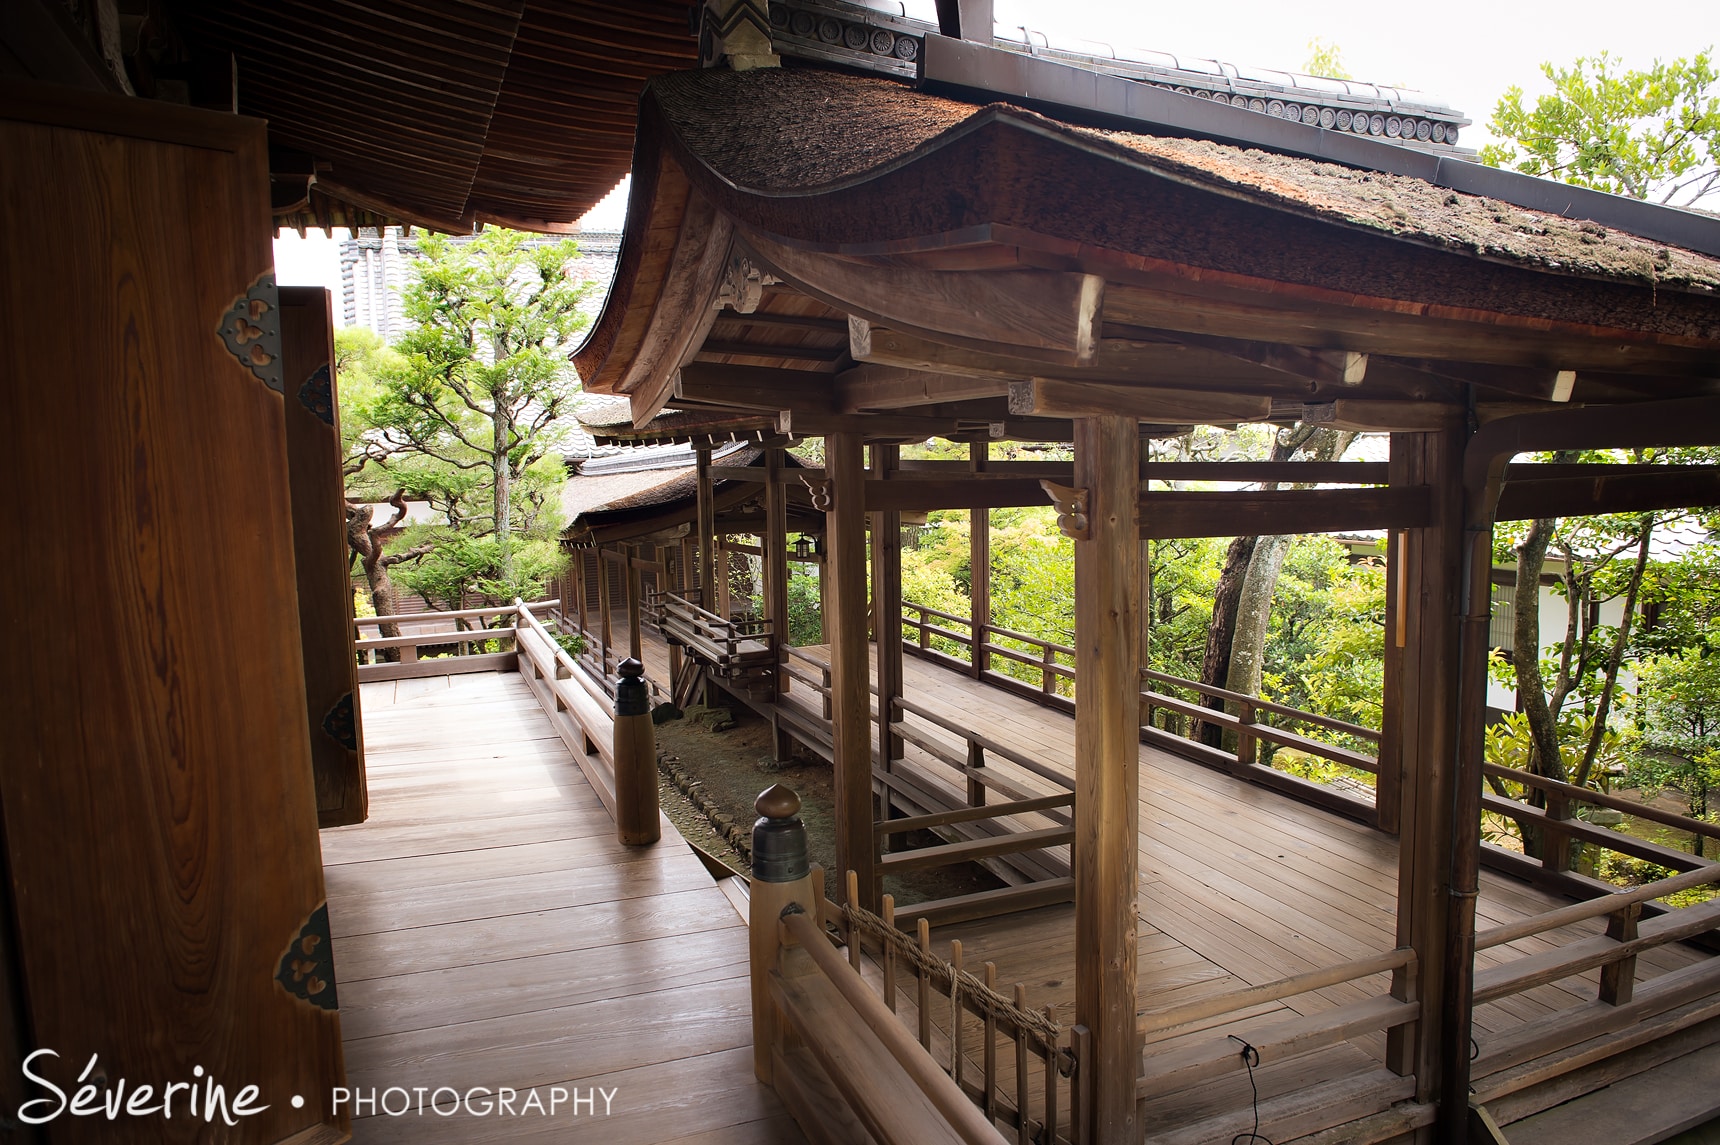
[881,696,1077,921]
[901,603,1075,701]
[354,603,527,682]
[512,600,623,819]
[1467,860,1720,1108]
[782,645,832,718]
[1136,946,1418,1102]
[813,871,1087,1145]
[647,589,777,682]
[1482,763,1720,879]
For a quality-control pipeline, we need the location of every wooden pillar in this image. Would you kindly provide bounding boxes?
[1386,430,1467,1132]
[576,549,590,637]
[598,546,613,675]
[696,445,716,606]
[970,440,991,678]
[1377,520,1406,836]
[626,543,643,664]
[1139,437,1154,669]
[872,444,904,765]
[764,447,790,696]
[818,537,833,645]
[1072,415,1142,1142]
[827,432,877,908]
[279,286,367,827]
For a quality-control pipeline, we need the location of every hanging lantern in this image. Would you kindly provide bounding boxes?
[792,535,813,559]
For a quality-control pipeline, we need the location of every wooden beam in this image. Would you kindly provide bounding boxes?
[695,339,845,365]
[675,363,837,413]
[851,319,1282,388]
[777,408,1074,442]
[1390,358,1579,402]
[837,362,1009,412]
[1496,468,1720,520]
[827,432,876,909]
[1143,461,1390,484]
[865,476,1053,512]
[1010,377,1272,423]
[1137,488,1432,539]
[1175,330,1368,387]
[743,230,1104,363]
[1073,415,1142,1142]
[1103,280,1720,375]
[1321,399,1466,432]
[711,310,850,336]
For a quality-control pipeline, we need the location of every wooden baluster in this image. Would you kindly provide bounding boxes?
[1236,701,1257,774]
[919,606,931,651]
[882,894,897,1013]
[846,870,863,972]
[1071,1024,1091,1145]
[967,740,987,808]
[1014,984,1032,1145]
[951,939,965,1093]
[1544,791,1573,872]
[1043,1024,1059,1145]
[984,961,998,1119]
[918,918,933,1049]
[1041,643,1056,695]
[1599,902,1643,1005]
[821,666,833,720]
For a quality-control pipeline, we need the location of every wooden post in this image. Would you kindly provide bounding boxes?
[765,447,790,698]
[1599,903,1642,1005]
[827,432,877,909]
[1385,430,1466,1130]
[626,544,644,664]
[872,444,904,766]
[1377,524,1406,836]
[748,784,816,1082]
[598,546,614,675]
[696,445,716,606]
[970,440,991,678]
[576,549,590,639]
[1073,415,1142,1143]
[1139,436,1154,671]
[614,659,660,846]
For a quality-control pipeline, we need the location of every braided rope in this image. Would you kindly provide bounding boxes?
[840,899,1065,1051]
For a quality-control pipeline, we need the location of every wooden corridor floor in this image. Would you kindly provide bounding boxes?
[321,671,804,1145]
[767,644,1711,1141]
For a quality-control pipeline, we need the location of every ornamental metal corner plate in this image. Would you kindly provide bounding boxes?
[321,691,357,750]
[216,272,283,392]
[276,903,338,1011]
[298,364,335,425]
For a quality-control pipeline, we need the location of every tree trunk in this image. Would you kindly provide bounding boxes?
[1574,514,1655,787]
[493,395,512,580]
[1513,517,1567,787]
[1197,535,1257,745]
[1227,533,1293,700]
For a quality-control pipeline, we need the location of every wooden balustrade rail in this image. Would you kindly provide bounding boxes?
[1475,862,1720,952]
[1484,763,1720,848]
[778,906,1010,1145]
[353,603,524,682]
[513,601,626,820]
[648,589,777,680]
[1137,947,1416,1036]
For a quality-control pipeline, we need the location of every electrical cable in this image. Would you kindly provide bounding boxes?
[1228,1035,1274,1145]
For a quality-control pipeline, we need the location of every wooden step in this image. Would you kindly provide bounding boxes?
[891,878,1076,928]
[1504,1042,1720,1145]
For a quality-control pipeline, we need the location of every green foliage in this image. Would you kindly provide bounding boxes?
[343,228,596,607]
[1629,635,1720,826]
[786,563,825,648]
[1480,49,1720,206]
[1486,709,1627,779]
[552,630,587,658]
[1303,39,1353,81]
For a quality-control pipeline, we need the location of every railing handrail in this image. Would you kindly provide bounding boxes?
[355,628,515,651]
[1475,860,1720,950]
[894,694,1074,793]
[1483,763,1720,845]
[1141,667,1380,743]
[780,907,1008,1145]
[1138,947,1414,1035]
[354,601,555,628]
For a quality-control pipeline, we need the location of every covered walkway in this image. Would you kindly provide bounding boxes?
[321,670,802,1144]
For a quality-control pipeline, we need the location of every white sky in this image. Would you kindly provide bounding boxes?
[275,2,1719,300]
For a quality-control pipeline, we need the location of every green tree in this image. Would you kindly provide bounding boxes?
[362,228,594,609]
[1629,635,1720,853]
[1480,49,1720,206]
[1303,39,1353,81]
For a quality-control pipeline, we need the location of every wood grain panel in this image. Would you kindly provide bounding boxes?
[0,83,346,1143]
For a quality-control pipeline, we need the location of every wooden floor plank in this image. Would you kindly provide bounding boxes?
[335,671,802,1145]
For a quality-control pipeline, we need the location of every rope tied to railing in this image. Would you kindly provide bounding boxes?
[838,897,1068,1062]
